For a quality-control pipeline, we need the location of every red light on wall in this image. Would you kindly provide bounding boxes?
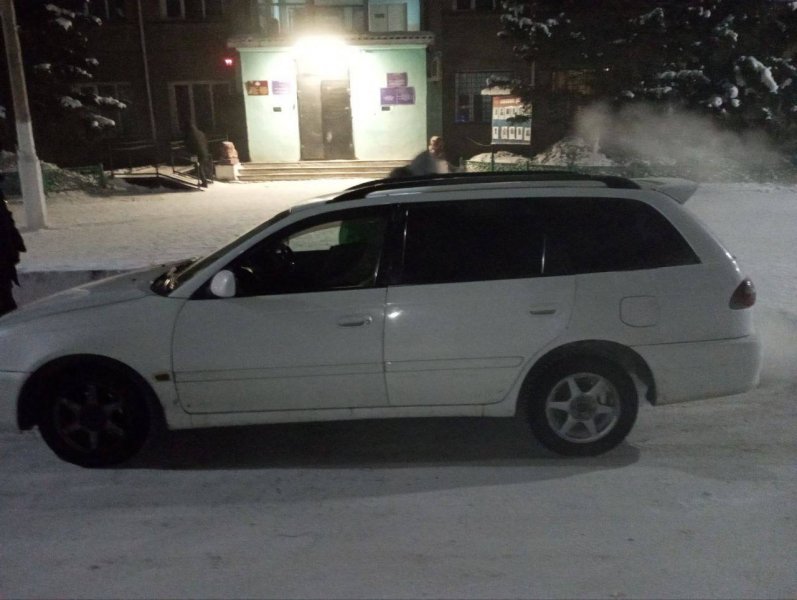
[223,57,235,68]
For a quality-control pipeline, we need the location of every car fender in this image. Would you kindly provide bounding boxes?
[3,296,193,430]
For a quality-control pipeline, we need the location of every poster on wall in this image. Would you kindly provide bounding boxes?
[491,96,531,145]
[246,81,269,96]
[272,81,292,95]
[381,86,415,105]
[387,72,408,88]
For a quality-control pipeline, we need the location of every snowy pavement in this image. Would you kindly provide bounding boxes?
[12,179,365,272]
[1,179,796,599]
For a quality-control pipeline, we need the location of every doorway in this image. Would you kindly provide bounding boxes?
[296,58,355,160]
[320,80,354,159]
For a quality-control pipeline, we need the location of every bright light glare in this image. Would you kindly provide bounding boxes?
[293,36,350,77]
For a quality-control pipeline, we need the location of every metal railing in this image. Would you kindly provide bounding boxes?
[107,135,228,189]
[106,139,160,174]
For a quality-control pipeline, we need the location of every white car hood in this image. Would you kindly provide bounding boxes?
[0,265,169,326]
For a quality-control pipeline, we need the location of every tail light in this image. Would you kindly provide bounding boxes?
[729,277,756,309]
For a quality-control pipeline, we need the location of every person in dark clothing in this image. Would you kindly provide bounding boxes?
[407,135,451,175]
[0,179,26,317]
[387,165,412,179]
[184,121,212,187]
[387,137,451,180]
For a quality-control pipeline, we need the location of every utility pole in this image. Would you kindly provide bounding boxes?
[1,0,47,230]
[136,0,157,145]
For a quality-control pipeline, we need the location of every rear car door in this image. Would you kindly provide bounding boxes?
[384,197,575,407]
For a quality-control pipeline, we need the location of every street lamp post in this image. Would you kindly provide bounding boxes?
[1,0,47,230]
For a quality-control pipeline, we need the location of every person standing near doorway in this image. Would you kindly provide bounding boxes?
[184,121,212,187]
[407,135,451,176]
[0,178,26,317]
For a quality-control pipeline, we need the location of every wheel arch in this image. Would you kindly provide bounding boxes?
[17,353,166,431]
[518,340,657,411]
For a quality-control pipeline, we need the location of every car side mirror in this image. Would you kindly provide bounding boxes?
[209,270,237,298]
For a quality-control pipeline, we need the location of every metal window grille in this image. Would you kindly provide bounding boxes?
[87,0,126,21]
[162,0,224,19]
[455,71,511,123]
[452,0,495,10]
[169,81,231,135]
[551,70,595,95]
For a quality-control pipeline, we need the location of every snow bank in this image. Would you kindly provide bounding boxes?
[529,135,617,166]
[1,155,109,195]
[465,137,618,172]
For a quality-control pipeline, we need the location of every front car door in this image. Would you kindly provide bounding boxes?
[384,197,576,407]
[172,206,391,414]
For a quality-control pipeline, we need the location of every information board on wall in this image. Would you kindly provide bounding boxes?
[491,96,531,145]
[245,81,269,96]
[272,81,292,95]
[380,86,415,105]
[386,72,408,88]
[381,72,415,105]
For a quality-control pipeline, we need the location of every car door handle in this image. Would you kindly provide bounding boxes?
[337,315,374,327]
[529,307,557,316]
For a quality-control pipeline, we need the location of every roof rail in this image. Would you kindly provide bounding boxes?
[329,170,640,202]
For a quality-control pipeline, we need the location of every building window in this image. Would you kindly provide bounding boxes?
[257,1,367,34]
[452,0,495,10]
[74,82,134,135]
[87,0,126,21]
[369,3,407,32]
[551,70,595,95]
[163,0,183,18]
[455,71,511,123]
[160,0,224,20]
[169,81,231,135]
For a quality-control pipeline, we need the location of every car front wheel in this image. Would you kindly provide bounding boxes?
[37,363,154,468]
[525,357,638,456]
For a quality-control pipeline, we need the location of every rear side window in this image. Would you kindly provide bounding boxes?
[401,199,544,285]
[398,197,699,286]
[542,198,700,276]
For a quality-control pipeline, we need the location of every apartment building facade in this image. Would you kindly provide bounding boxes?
[427,0,586,163]
[3,1,580,166]
[230,1,431,162]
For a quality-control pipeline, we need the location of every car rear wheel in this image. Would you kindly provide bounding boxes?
[37,364,153,468]
[525,357,638,456]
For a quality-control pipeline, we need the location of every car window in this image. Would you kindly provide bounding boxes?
[227,206,389,296]
[400,199,545,285]
[152,209,294,295]
[541,198,700,275]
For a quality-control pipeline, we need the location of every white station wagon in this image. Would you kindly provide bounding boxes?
[0,172,762,466]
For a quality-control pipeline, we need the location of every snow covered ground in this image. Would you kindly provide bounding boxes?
[1,179,796,599]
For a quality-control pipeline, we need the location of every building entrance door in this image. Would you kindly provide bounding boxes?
[296,58,354,160]
[321,80,354,159]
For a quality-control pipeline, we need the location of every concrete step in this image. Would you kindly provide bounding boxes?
[239,170,392,181]
[239,160,408,181]
[245,160,409,169]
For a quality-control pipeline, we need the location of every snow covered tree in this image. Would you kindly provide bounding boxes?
[13,1,126,157]
[499,1,797,149]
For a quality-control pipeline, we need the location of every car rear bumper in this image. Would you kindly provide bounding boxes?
[634,334,762,405]
[0,370,27,431]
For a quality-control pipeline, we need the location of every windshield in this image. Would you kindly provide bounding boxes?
[150,209,293,295]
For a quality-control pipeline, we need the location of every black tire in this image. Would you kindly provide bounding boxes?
[524,357,638,456]
[37,363,154,467]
